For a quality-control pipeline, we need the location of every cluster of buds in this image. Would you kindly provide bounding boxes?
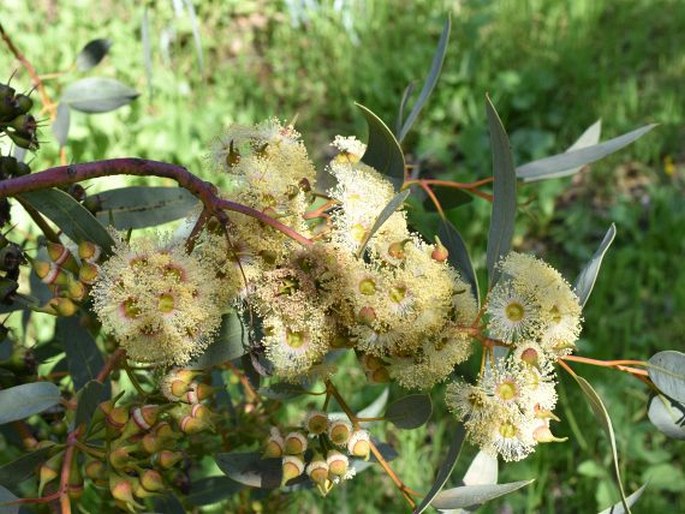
[0,81,39,151]
[160,368,216,434]
[263,410,371,496]
[32,241,101,316]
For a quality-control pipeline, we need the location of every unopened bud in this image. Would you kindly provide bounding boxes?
[78,241,101,263]
[533,422,568,443]
[110,475,143,508]
[263,427,285,459]
[109,446,134,471]
[348,430,371,459]
[431,236,449,262]
[39,451,63,494]
[281,455,305,484]
[284,431,308,455]
[49,297,78,317]
[131,405,159,431]
[388,239,411,260]
[304,410,329,436]
[327,419,352,446]
[106,406,130,431]
[357,306,376,325]
[306,458,329,485]
[78,261,100,284]
[326,450,349,477]
[153,450,182,469]
[140,469,165,492]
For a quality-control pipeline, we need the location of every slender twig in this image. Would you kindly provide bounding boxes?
[561,355,649,377]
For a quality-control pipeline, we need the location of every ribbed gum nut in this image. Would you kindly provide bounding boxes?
[110,475,141,507]
[85,460,107,481]
[106,406,130,430]
[78,262,100,285]
[281,455,305,484]
[50,297,78,317]
[67,278,87,301]
[327,419,352,446]
[284,431,308,455]
[357,306,376,325]
[431,236,449,262]
[140,469,165,492]
[263,437,284,459]
[306,459,329,485]
[154,450,182,469]
[304,411,329,435]
[326,450,349,477]
[348,430,371,459]
[108,447,132,471]
[131,405,159,431]
[78,241,101,263]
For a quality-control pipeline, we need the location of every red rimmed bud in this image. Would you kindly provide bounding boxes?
[78,241,102,263]
[48,297,78,317]
[347,430,371,459]
[431,236,449,262]
[185,381,214,404]
[78,261,100,285]
[153,450,183,469]
[326,450,349,478]
[131,405,159,431]
[327,419,352,447]
[263,427,284,459]
[105,406,129,431]
[281,455,305,485]
[304,410,329,436]
[284,431,308,455]
[46,242,79,272]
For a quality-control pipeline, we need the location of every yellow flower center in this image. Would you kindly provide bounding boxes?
[496,379,518,401]
[122,298,141,319]
[359,278,376,295]
[351,224,367,243]
[499,422,517,439]
[158,293,176,314]
[505,302,525,322]
[286,330,306,349]
[389,286,406,303]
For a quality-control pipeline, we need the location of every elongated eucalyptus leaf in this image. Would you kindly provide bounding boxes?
[398,16,451,143]
[485,96,517,287]
[76,38,112,70]
[574,224,616,308]
[647,351,685,402]
[432,480,534,509]
[258,382,307,400]
[462,450,498,486]
[516,124,656,181]
[396,81,416,136]
[189,312,248,369]
[598,483,648,514]
[573,375,630,513]
[187,476,243,506]
[413,424,466,514]
[52,103,70,147]
[438,219,480,306]
[142,6,153,101]
[215,452,282,489]
[74,380,106,431]
[56,316,105,391]
[151,494,185,514]
[19,189,115,253]
[385,394,432,429]
[92,186,199,229]
[357,387,390,420]
[0,445,53,488]
[61,77,139,114]
[182,0,204,74]
[647,393,685,440]
[0,382,61,425]
[357,103,406,191]
[356,189,410,257]
[423,187,473,212]
[0,485,19,514]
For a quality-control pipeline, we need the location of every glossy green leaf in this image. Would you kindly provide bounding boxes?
[56,316,105,391]
[0,445,53,488]
[397,16,451,143]
[423,187,473,212]
[438,219,480,306]
[187,475,243,506]
[92,186,200,230]
[647,351,685,402]
[0,382,61,425]
[647,393,685,440]
[75,38,112,71]
[598,483,648,514]
[516,124,656,182]
[61,77,139,114]
[74,380,106,432]
[385,394,432,429]
[573,374,630,513]
[52,103,70,147]
[357,103,406,191]
[413,424,466,514]
[19,189,115,253]
[432,480,534,509]
[215,452,282,489]
[356,189,410,258]
[0,484,19,514]
[574,224,616,308]
[485,95,517,287]
[189,312,248,369]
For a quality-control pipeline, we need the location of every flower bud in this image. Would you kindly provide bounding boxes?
[68,456,84,499]
[388,239,411,260]
[348,430,371,459]
[140,469,165,492]
[131,405,159,431]
[431,236,449,262]
[263,428,284,459]
[78,241,101,263]
[326,450,349,478]
[357,306,376,325]
[369,367,390,383]
[284,431,308,455]
[532,420,567,443]
[304,410,329,436]
[281,455,305,484]
[78,261,100,285]
[110,475,143,509]
[49,297,78,317]
[46,242,79,272]
[185,381,213,404]
[306,457,329,486]
[153,450,183,469]
[106,406,130,431]
[38,451,63,495]
[327,419,352,447]
[109,446,135,472]
[85,459,107,484]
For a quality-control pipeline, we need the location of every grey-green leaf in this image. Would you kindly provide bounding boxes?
[357,103,406,191]
[397,16,451,143]
[356,189,410,258]
[485,95,517,287]
[187,476,243,506]
[76,38,112,71]
[573,374,630,513]
[215,452,282,489]
[357,387,390,421]
[258,382,307,400]
[74,380,106,432]
[647,351,685,403]
[0,382,61,425]
[92,186,200,230]
[598,483,648,514]
[19,188,115,253]
[412,424,466,514]
[52,103,70,147]
[0,485,19,514]
[56,316,106,391]
[431,480,534,509]
[0,445,53,488]
[574,223,616,308]
[516,124,656,182]
[647,393,685,440]
[462,450,498,486]
[385,394,432,429]
[61,77,139,114]
[188,312,248,369]
[438,219,480,306]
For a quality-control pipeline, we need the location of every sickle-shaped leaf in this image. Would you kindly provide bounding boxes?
[0,382,61,425]
[396,81,416,137]
[73,380,107,432]
[0,485,19,514]
[19,188,115,253]
[574,223,616,308]
[56,316,106,391]
[356,189,410,258]
[647,351,685,403]
[423,187,473,212]
[432,480,534,509]
[438,218,480,307]
[357,103,406,191]
[187,476,244,506]
[598,483,648,514]
[647,392,685,440]
[52,103,70,147]
[62,77,139,114]
[385,394,432,429]
[485,95,517,287]
[516,124,656,182]
[215,452,282,489]
[75,38,112,70]
[0,445,54,488]
[413,424,466,514]
[397,16,451,143]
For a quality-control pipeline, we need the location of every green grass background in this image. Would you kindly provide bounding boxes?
[1,0,684,512]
